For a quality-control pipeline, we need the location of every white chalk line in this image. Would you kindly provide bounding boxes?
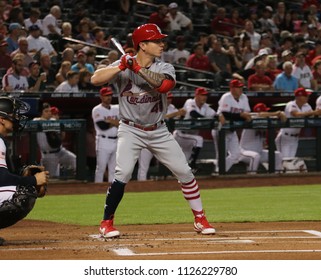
[112,248,321,256]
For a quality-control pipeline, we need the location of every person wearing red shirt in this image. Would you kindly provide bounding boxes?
[306,40,321,66]
[0,40,12,71]
[148,4,170,32]
[248,60,273,91]
[211,7,232,37]
[186,43,212,72]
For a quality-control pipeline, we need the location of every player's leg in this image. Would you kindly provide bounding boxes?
[225,132,242,172]
[107,149,116,183]
[173,130,196,160]
[95,147,109,183]
[100,125,144,238]
[151,127,215,235]
[188,135,203,172]
[41,154,59,177]
[58,148,77,172]
[137,148,154,181]
[240,149,261,174]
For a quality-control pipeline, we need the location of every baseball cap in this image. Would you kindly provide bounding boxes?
[264,6,273,12]
[253,103,270,112]
[9,22,22,32]
[100,86,113,96]
[167,92,173,99]
[195,87,208,95]
[168,2,178,9]
[50,106,60,115]
[294,87,312,97]
[29,24,40,31]
[229,79,244,88]
[282,50,292,57]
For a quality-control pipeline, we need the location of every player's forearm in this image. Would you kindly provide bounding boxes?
[91,66,120,86]
[137,68,166,88]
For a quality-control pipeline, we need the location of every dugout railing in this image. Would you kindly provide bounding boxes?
[170,117,321,175]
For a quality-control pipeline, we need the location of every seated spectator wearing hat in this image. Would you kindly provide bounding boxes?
[277,49,293,70]
[27,24,58,58]
[292,51,317,90]
[71,50,95,74]
[247,60,273,91]
[0,40,12,71]
[2,56,28,91]
[173,87,216,173]
[148,4,170,32]
[273,61,299,91]
[54,71,79,93]
[167,2,193,32]
[6,22,22,53]
[28,61,47,92]
[10,37,33,68]
[170,35,190,65]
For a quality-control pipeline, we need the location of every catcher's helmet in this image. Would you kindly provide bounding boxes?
[0,97,29,131]
[132,23,167,50]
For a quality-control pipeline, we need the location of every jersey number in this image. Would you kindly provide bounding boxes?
[151,101,163,113]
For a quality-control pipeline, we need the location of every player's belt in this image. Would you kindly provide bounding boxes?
[42,148,61,154]
[122,120,164,131]
[284,132,299,137]
[99,135,118,139]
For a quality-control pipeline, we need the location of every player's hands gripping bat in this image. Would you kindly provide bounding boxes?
[119,54,141,73]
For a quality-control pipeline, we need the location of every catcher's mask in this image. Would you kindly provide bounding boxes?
[0,96,29,132]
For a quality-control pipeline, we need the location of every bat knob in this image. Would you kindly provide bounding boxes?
[128,59,133,66]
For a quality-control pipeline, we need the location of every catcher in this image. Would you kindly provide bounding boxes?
[0,97,49,245]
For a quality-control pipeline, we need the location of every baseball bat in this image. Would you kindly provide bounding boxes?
[110,37,133,65]
[62,37,112,51]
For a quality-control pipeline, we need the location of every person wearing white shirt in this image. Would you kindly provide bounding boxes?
[27,25,57,57]
[42,5,61,36]
[167,2,193,31]
[24,8,43,32]
[55,71,79,92]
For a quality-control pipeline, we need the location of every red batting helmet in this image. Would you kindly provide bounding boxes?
[132,23,167,50]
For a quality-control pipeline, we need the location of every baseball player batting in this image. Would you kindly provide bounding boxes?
[0,97,49,244]
[91,23,215,238]
[92,87,119,183]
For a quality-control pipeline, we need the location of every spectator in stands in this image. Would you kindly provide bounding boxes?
[55,60,71,85]
[59,22,84,52]
[241,35,256,67]
[170,35,190,64]
[39,53,57,90]
[258,6,279,35]
[228,8,244,36]
[0,40,12,71]
[226,38,243,72]
[0,0,9,22]
[76,19,95,44]
[122,33,134,51]
[265,55,282,82]
[167,2,193,32]
[210,7,232,37]
[55,70,79,93]
[259,32,273,50]
[28,61,47,92]
[24,8,43,33]
[272,2,287,29]
[10,37,33,68]
[273,61,299,91]
[306,40,321,66]
[7,6,24,26]
[312,60,321,90]
[173,87,216,173]
[161,40,174,63]
[86,48,98,70]
[61,47,75,64]
[186,43,212,72]
[78,68,97,91]
[279,10,295,33]
[277,49,293,70]
[292,51,317,90]
[6,22,22,53]
[187,0,216,9]
[106,50,119,65]
[247,60,273,91]
[92,27,108,49]
[27,25,58,58]
[42,5,62,37]
[207,39,232,88]
[240,20,261,52]
[148,4,170,32]
[71,50,95,74]
[198,32,210,52]
[2,56,28,91]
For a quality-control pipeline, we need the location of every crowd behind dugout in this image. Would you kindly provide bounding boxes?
[0,0,321,178]
[1,0,321,93]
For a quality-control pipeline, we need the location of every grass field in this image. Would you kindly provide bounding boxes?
[27,184,321,226]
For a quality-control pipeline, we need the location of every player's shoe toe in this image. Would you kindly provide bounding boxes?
[99,220,120,238]
[194,216,216,235]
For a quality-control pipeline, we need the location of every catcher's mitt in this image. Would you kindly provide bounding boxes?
[21,165,47,198]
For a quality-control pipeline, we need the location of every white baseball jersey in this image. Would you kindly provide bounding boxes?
[292,64,313,88]
[2,73,28,91]
[218,91,251,114]
[92,104,119,139]
[0,138,16,204]
[281,100,312,135]
[109,57,175,125]
[316,95,321,110]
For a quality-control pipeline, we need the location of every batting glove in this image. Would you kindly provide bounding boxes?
[118,54,130,71]
[127,56,141,74]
